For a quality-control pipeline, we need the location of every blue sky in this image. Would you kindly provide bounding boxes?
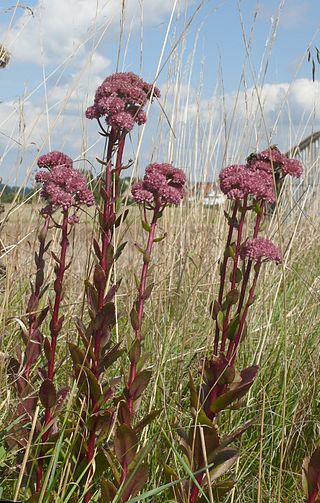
[1,0,320,184]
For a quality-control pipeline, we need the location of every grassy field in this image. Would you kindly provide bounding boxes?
[0,190,319,501]
[1,1,320,501]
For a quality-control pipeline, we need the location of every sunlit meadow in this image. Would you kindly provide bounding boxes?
[1,1,320,502]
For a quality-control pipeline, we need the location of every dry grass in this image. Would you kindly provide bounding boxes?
[1,0,320,501]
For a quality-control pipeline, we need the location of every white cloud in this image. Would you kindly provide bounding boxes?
[157,77,320,172]
[4,0,177,66]
[261,0,309,30]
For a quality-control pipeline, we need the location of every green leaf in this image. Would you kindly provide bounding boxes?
[115,209,129,228]
[39,379,57,409]
[76,365,101,402]
[224,244,235,258]
[96,157,108,166]
[94,450,109,479]
[254,201,262,214]
[135,409,162,433]
[226,289,239,306]
[93,264,106,291]
[114,241,127,261]
[114,425,138,467]
[227,315,240,340]
[129,340,141,365]
[197,409,214,427]
[141,220,151,232]
[129,369,152,401]
[43,337,52,362]
[143,283,154,300]
[121,463,149,500]
[189,371,199,410]
[153,233,167,243]
[101,478,118,502]
[209,448,238,482]
[101,343,123,370]
[210,366,258,414]
[130,307,140,331]
[212,479,235,497]
[235,268,242,283]
[220,418,256,448]
[217,311,224,331]
[106,243,114,265]
[68,342,86,366]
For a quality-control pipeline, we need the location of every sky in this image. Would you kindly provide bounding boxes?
[0,0,320,185]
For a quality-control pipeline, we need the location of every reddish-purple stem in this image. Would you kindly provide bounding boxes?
[308,486,320,503]
[220,198,247,353]
[213,202,239,355]
[36,210,69,492]
[85,127,126,503]
[127,204,160,418]
[236,204,264,316]
[227,262,261,364]
[25,218,49,379]
[189,473,204,503]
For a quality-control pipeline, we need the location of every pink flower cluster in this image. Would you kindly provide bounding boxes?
[36,151,94,215]
[85,72,160,131]
[37,151,73,170]
[240,238,282,264]
[131,163,186,206]
[248,146,303,178]
[219,165,275,202]
[220,147,303,201]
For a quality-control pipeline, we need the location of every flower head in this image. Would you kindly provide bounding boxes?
[131,181,154,204]
[37,151,73,170]
[86,72,160,131]
[219,164,275,202]
[247,146,303,179]
[36,152,94,216]
[131,163,186,207]
[282,158,303,177]
[254,146,286,165]
[240,238,282,264]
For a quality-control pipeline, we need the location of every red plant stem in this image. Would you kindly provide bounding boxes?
[213,202,239,355]
[127,204,160,417]
[309,486,320,503]
[85,128,126,503]
[113,133,126,203]
[36,210,69,492]
[236,204,264,316]
[227,262,261,364]
[118,205,160,486]
[47,210,69,380]
[189,473,204,503]
[92,128,117,374]
[25,217,49,380]
[220,198,247,353]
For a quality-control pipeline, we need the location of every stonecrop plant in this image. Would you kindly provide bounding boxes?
[165,146,303,503]
[4,67,308,503]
